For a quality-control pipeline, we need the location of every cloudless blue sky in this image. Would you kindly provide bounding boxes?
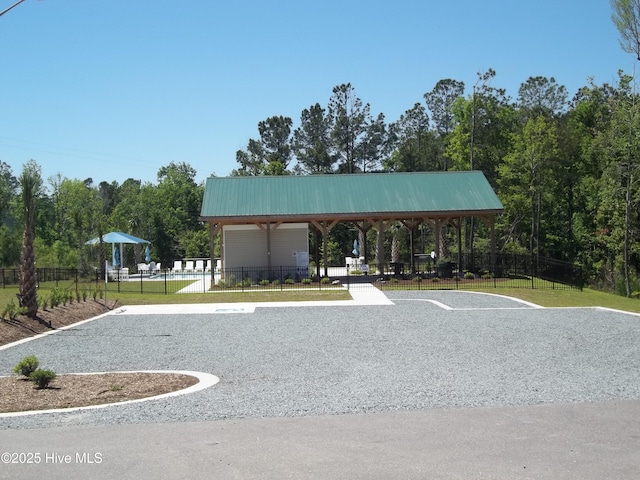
[0,0,635,187]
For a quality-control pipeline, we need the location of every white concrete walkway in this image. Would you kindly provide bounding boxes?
[114,284,393,316]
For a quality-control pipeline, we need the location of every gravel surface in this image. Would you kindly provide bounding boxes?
[1,290,639,430]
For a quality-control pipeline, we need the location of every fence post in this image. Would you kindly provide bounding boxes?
[346,267,350,291]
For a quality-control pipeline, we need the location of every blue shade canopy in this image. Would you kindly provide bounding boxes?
[85,231,150,245]
[352,239,359,256]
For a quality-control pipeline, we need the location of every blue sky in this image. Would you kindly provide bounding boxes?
[0,0,635,187]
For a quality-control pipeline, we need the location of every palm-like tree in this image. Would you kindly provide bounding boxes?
[18,160,42,319]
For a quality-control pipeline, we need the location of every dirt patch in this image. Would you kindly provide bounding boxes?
[0,300,203,415]
[0,373,199,414]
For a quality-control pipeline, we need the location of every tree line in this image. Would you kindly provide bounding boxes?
[0,161,208,278]
[232,69,640,295]
[1,69,639,296]
[3,2,640,299]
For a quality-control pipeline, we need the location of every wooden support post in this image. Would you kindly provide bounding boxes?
[310,220,338,278]
[209,222,221,280]
[377,219,385,274]
[456,217,462,274]
[490,216,496,274]
[266,222,272,273]
[434,219,442,260]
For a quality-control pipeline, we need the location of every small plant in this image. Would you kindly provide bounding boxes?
[284,278,295,285]
[29,369,57,389]
[350,269,363,275]
[216,280,227,288]
[301,277,312,284]
[1,300,16,321]
[320,277,331,284]
[2,299,26,320]
[50,287,64,308]
[92,288,98,300]
[271,279,280,285]
[81,288,88,302]
[110,384,123,392]
[431,276,440,283]
[412,276,422,283]
[13,355,40,377]
[464,271,475,280]
[39,296,49,311]
[259,279,270,286]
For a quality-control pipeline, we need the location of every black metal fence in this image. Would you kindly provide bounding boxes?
[0,254,582,295]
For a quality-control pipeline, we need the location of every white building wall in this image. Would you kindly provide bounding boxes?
[223,223,308,269]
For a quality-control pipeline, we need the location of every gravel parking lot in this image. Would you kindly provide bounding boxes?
[1,290,639,431]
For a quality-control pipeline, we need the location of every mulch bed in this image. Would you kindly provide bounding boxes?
[0,373,198,414]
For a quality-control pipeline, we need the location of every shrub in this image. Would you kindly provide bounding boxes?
[1,300,16,321]
[350,269,363,275]
[284,278,295,285]
[13,355,39,377]
[50,287,64,308]
[412,276,422,283]
[259,279,270,286]
[302,278,312,284]
[431,276,440,283]
[29,369,57,389]
[271,279,280,285]
[216,280,227,288]
[464,271,475,280]
[320,277,331,284]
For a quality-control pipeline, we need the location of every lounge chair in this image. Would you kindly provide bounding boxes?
[184,260,194,273]
[194,260,204,272]
[138,263,149,274]
[172,260,183,274]
[108,267,129,282]
[205,260,212,272]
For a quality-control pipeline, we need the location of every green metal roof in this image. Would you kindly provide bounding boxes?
[200,171,503,221]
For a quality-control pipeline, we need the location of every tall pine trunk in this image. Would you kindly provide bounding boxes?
[19,223,38,318]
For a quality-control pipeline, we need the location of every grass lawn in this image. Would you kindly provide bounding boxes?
[1,281,640,314]
[0,282,352,309]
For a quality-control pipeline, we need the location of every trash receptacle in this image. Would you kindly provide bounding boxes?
[390,262,404,275]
